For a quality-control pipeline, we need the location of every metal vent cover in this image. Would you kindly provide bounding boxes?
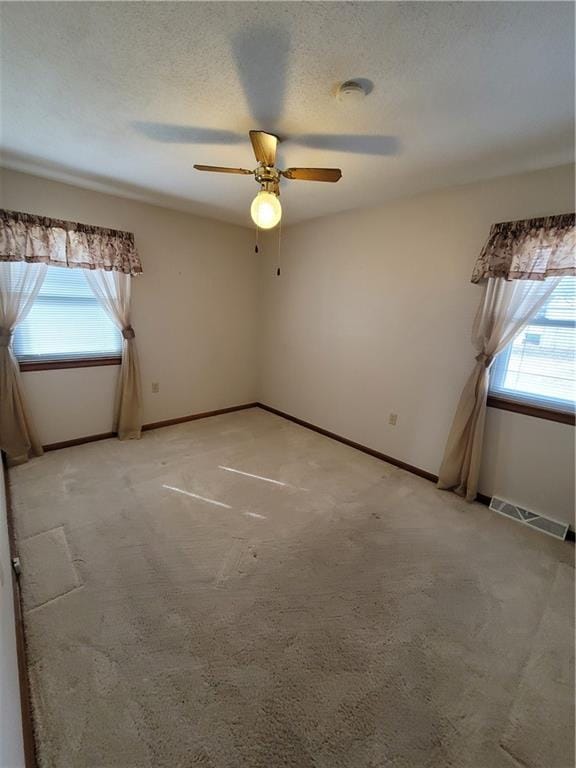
[489,497,569,540]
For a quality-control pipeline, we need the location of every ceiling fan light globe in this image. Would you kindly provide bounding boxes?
[250,191,282,229]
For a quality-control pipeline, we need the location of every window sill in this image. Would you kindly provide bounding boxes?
[19,357,122,372]
[487,395,575,426]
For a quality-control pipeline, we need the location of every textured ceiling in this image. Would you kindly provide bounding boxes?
[1,2,574,227]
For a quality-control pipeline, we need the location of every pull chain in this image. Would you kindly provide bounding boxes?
[254,222,260,254]
[276,215,283,276]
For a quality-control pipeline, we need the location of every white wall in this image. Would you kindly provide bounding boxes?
[258,164,575,527]
[0,472,25,768]
[1,166,574,526]
[482,408,574,525]
[1,163,573,766]
[0,169,259,445]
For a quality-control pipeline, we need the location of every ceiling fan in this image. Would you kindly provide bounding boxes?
[194,129,342,229]
[134,29,399,229]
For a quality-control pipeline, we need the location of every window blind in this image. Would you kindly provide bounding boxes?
[13,265,122,362]
[490,276,576,413]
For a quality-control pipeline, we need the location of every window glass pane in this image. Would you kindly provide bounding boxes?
[13,266,122,361]
[490,277,576,412]
[534,279,576,322]
[40,266,95,298]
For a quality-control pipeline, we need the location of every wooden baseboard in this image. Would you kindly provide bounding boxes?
[1,456,38,768]
[257,402,440,483]
[141,403,257,432]
[43,432,116,452]
[42,403,259,451]
[255,403,574,541]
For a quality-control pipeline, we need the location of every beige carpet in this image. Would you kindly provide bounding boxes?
[10,408,575,768]
[501,563,574,768]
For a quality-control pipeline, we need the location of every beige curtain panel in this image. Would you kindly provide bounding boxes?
[439,212,575,501]
[0,209,143,275]
[471,212,574,283]
[0,209,143,461]
[85,270,143,440]
[0,262,47,464]
[437,277,560,500]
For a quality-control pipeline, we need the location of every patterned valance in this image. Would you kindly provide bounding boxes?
[471,213,575,283]
[0,209,142,276]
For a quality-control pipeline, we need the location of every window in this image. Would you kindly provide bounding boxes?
[489,276,575,416]
[14,265,122,365]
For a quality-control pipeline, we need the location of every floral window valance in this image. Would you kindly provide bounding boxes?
[0,209,142,276]
[471,212,575,283]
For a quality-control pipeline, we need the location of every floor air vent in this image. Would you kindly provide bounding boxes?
[489,497,569,540]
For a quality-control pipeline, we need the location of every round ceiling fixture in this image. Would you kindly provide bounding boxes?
[251,190,282,229]
[337,80,368,102]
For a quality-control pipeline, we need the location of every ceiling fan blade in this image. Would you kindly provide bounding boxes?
[281,168,342,182]
[249,130,278,166]
[193,165,253,175]
[133,122,244,145]
[289,134,400,156]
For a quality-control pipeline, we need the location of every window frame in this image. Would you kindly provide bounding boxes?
[487,280,575,426]
[14,266,122,371]
[486,394,575,425]
[19,356,121,372]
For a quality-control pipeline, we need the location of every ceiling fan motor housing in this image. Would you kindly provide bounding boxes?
[255,165,280,195]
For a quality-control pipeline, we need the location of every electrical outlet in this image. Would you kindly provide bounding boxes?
[151,382,160,394]
[388,413,398,426]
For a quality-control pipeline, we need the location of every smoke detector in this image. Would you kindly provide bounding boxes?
[337,80,368,102]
